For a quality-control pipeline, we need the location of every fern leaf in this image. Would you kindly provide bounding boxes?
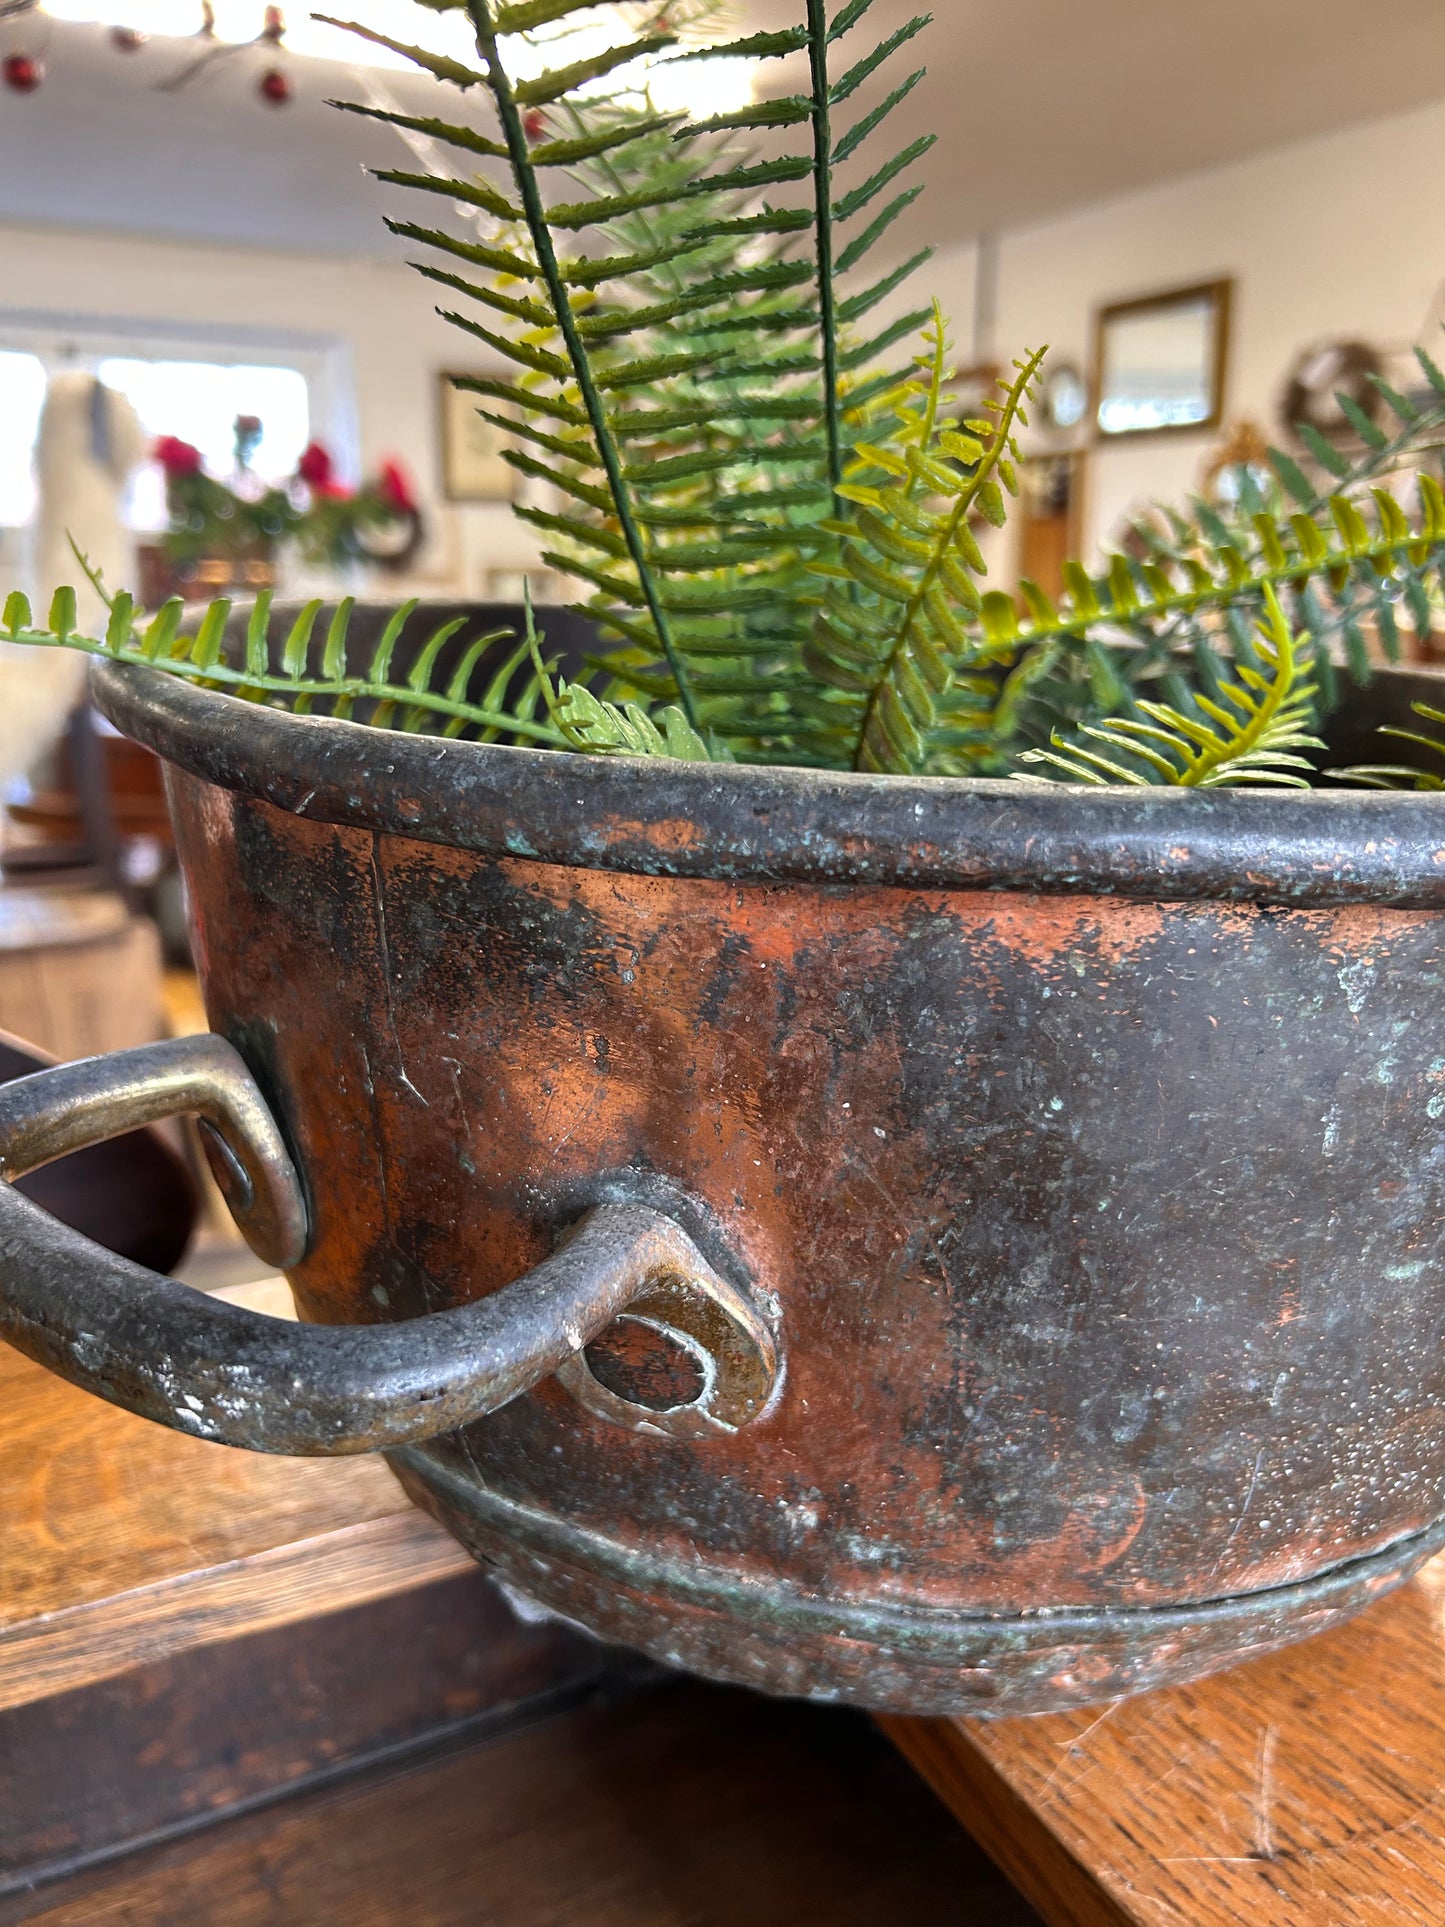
[2,573,572,746]
[524,600,710,760]
[1335,701,1445,789]
[832,13,930,101]
[1019,588,1324,788]
[311,16,485,85]
[806,311,1046,774]
[976,419,1445,761]
[330,96,507,160]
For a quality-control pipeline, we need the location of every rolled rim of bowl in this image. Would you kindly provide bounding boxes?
[92,652,1445,909]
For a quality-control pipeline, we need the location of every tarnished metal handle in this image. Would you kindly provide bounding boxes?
[0,1036,777,1456]
[0,1035,307,1270]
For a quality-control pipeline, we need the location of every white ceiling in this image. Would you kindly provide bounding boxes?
[735,0,1445,249]
[0,22,426,255]
[1,2,1443,257]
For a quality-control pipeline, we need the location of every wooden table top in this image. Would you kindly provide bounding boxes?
[0,1277,473,1714]
[884,1554,1445,1927]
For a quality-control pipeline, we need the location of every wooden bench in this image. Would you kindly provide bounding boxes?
[885,1553,1445,1925]
[1,1277,483,1713]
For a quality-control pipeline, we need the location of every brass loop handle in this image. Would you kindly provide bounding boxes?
[0,1035,778,1456]
[0,1034,306,1270]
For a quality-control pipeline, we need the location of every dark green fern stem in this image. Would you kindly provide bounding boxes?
[465,0,703,730]
[807,0,844,502]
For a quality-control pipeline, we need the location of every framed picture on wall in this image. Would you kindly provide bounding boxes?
[1092,279,1233,440]
[438,374,515,502]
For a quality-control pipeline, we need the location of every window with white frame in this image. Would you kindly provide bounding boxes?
[0,326,335,534]
[97,357,311,531]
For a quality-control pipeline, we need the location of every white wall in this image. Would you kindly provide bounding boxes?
[9,90,1445,612]
[0,220,543,605]
[918,96,1445,570]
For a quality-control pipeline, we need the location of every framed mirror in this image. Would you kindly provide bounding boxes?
[1092,280,1233,440]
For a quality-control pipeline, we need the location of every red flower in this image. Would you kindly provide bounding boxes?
[377,459,416,516]
[153,435,203,477]
[296,441,335,488]
[296,442,352,499]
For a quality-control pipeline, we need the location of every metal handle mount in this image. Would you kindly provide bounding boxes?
[0,1036,778,1456]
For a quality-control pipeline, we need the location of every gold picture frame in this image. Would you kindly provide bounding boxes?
[1092,279,1233,442]
[438,374,516,503]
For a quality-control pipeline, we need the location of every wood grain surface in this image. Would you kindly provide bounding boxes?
[8,1680,1044,1927]
[884,1553,1445,1926]
[0,1570,603,1896]
[0,1278,472,1710]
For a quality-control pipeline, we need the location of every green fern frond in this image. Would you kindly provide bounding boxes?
[335,2,717,726]
[801,310,1045,773]
[978,472,1445,677]
[9,559,716,761]
[333,0,940,751]
[1334,761,1445,791]
[1018,587,1324,788]
[1079,392,1440,651]
[1334,700,1445,791]
[3,572,569,746]
[958,359,1445,769]
[523,596,712,760]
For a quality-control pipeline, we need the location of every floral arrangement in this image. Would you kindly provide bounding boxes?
[153,417,421,575]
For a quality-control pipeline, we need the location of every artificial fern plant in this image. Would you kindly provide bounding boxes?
[9,0,1445,791]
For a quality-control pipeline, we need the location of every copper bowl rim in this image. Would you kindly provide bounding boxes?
[92,652,1445,909]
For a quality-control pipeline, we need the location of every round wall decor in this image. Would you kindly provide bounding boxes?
[1281,338,1384,439]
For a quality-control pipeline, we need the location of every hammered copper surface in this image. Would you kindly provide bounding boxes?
[164,758,1445,1711]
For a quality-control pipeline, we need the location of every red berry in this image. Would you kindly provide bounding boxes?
[2,54,42,92]
[258,66,291,104]
[523,108,546,142]
[110,24,146,50]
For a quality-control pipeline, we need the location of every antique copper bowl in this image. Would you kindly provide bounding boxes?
[2,603,1445,1716]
